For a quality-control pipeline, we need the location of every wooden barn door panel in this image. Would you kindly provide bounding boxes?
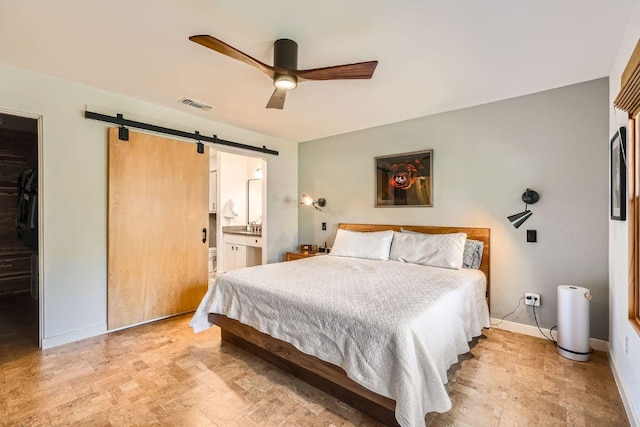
[108,128,208,330]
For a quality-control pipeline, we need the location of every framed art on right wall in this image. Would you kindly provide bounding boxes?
[611,126,627,221]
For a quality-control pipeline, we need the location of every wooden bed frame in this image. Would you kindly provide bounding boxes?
[208,223,490,426]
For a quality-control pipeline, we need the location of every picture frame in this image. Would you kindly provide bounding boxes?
[375,149,433,207]
[611,127,627,221]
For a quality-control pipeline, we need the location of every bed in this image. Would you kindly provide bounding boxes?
[191,224,490,426]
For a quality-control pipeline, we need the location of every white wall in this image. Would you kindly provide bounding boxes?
[246,156,264,224]
[219,151,251,227]
[247,157,263,181]
[609,0,640,424]
[300,79,609,340]
[0,61,298,348]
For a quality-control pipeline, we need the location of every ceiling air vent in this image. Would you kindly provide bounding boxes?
[179,97,213,111]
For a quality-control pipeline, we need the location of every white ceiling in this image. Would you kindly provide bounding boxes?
[0,0,635,142]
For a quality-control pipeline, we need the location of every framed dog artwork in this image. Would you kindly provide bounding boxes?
[375,149,433,207]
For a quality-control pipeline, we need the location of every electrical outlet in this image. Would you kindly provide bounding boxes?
[525,292,541,306]
[322,222,327,231]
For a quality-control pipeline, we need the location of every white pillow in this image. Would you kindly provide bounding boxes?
[403,228,483,269]
[390,231,467,269]
[330,229,394,261]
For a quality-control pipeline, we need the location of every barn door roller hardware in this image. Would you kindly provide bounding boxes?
[195,131,204,154]
[116,114,129,141]
[84,110,279,156]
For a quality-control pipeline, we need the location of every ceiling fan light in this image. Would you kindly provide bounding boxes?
[274,74,297,90]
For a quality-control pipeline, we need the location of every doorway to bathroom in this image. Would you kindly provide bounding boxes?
[209,149,266,280]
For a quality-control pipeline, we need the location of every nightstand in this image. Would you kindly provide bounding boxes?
[285,251,322,261]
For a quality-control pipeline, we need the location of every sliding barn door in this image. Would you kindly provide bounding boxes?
[108,128,208,330]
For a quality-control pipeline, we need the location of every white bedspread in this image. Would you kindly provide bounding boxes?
[191,255,490,427]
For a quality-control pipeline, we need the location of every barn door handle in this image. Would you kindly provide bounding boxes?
[202,228,207,243]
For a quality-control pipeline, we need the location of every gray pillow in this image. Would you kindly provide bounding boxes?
[461,239,484,269]
[401,228,484,269]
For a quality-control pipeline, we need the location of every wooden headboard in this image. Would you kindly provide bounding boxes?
[338,223,491,307]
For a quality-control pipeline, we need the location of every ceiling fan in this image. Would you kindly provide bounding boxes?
[189,35,378,110]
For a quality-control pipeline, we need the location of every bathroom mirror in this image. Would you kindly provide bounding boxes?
[247,179,262,224]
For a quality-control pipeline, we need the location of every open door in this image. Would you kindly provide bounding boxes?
[107,128,208,330]
[0,111,40,346]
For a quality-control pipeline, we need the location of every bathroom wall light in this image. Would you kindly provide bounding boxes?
[507,188,539,229]
[301,193,326,211]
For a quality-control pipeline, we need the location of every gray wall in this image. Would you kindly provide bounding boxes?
[299,78,609,340]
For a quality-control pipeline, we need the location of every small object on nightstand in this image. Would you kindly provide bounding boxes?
[318,241,331,253]
[527,230,537,243]
[299,244,318,253]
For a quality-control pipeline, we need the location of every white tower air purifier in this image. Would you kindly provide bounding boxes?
[557,285,591,362]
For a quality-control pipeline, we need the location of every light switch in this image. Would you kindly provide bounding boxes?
[527,230,537,243]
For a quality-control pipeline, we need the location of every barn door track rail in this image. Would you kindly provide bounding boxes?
[84,110,279,156]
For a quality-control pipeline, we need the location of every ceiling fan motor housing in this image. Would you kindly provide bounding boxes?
[274,39,298,70]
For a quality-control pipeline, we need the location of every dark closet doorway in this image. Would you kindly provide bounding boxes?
[0,112,39,348]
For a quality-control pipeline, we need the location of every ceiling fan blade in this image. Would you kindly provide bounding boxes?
[189,35,275,78]
[295,61,378,81]
[266,88,287,109]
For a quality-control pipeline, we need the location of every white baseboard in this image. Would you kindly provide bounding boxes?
[41,323,107,349]
[608,351,639,427]
[489,318,609,352]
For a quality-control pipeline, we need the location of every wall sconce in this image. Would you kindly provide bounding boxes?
[507,188,539,229]
[301,193,326,211]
